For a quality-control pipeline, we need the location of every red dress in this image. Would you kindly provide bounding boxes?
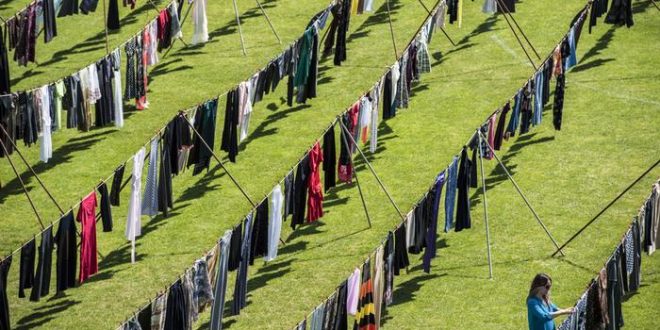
[77,192,98,283]
[307,142,324,222]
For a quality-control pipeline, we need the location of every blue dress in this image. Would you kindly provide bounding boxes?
[527,296,559,330]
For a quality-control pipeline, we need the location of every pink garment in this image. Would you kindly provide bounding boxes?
[307,142,324,222]
[346,267,361,315]
[77,192,98,283]
[338,103,360,183]
[486,114,497,160]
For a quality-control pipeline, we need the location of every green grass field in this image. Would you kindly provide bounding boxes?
[0,0,658,329]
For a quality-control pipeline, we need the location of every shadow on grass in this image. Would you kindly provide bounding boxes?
[14,298,81,329]
[204,0,279,44]
[379,272,442,326]
[469,132,555,208]
[0,129,116,204]
[346,0,402,44]
[571,26,616,74]
[238,103,312,151]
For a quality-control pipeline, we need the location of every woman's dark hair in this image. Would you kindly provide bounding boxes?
[528,273,552,303]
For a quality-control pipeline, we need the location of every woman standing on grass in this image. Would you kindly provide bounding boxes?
[527,273,574,330]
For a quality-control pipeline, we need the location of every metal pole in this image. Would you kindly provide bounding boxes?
[337,121,373,228]
[651,0,660,11]
[0,124,65,215]
[385,0,399,61]
[254,0,282,44]
[551,158,660,257]
[181,114,255,207]
[416,0,456,46]
[102,0,110,53]
[232,0,248,56]
[495,0,541,60]
[477,131,494,279]
[339,121,406,222]
[493,1,538,71]
[0,139,45,230]
[478,131,564,256]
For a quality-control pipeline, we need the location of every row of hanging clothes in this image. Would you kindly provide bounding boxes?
[0,180,116,330]
[0,1,182,163]
[557,180,659,330]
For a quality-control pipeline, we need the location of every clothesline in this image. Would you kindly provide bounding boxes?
[1,0,178,96]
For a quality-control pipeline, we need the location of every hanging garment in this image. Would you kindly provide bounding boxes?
[188,99,217,175]
[383,231,394,306]
[423,171,445,273]
[157,9,172,52]
[151,293,168,329]
[444,156,458,232]
[111,49,124,128]
[284,171,295,218]
[107,0,120,30]
[505,91,522,138]
[307,142,324,222]
[335,0,350,65]
[605,0,633,28]
[164,280,188,330]
[455,147,472,232]
[43,0,58,43]
[382,71,393,120]
[221,89,239,163]
[38,86,53,162]
[0,256,12,330]
[182,268,197,327]
[497,0,515,13]
[0,95,15,158]
[369,83,381,153]
[98,182,113,232]
[493,102,510,150]
[55,211,77,292]
[266,185,283,262]
[393,225,409,276]
[606,251,624,329]
[227,224,242,272]
[310,303,325,330]
[373,247,384,329]
[78,192,98,283]
[126,147,146,262]
[170,1,183,39]
[110,164,125,206]
[191,0,208,44]
[18,238,36,298]
[210,230,232,330]
[142,138,160,217]
[486,114,496,160]
[323,292,337,330]
[355,260,376,330]
[532,71,544,126]
[333,281,348,330]
[553,74,565,131]
[447,0,458,24]
[80,0,99,14]
[250,202,269,265]
[323,125,336,192]
[30,225,53,302]
[135,32,149,110]
[237,81,252,143]
[124,38,138,101]
[14,5,37,66]
[519,84,533,135]
[59,0,79,16]
[294,28,314,98]
[53,81,65,130]
[346,267,361,315]
[482,0,496,13]
[158,126,173,218]
[291,155,310,230]
[232,214,253,315]
[359,97,372,144]
[564,27,578,72]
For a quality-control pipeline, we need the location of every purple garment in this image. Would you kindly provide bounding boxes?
[346,267,361,315]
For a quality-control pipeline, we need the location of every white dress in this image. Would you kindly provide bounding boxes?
[39,86,52,162]
[126,147,146,259]
[265,184,283,261]
[191,0,208,45]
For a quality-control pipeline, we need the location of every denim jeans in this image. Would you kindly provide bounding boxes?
[210,230,232,330]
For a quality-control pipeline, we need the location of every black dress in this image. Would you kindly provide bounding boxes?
[18,238,36,298]
[291,154,310,230]
[323,125,336,192]
[30,226,54,301]
[455,147,472,232]
[55,212,77,292]
[0,256,12,330]
[98,182,113,232]
[0,26,11,94]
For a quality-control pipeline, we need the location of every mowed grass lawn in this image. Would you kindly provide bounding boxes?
[1,0,659,329]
